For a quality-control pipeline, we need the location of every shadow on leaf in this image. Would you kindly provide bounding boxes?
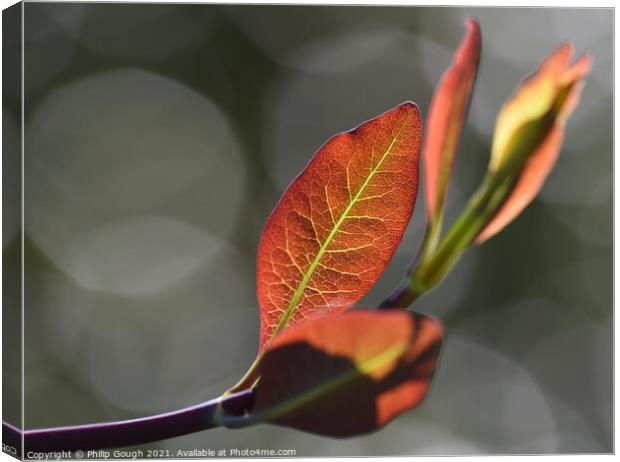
[244,310,442,437]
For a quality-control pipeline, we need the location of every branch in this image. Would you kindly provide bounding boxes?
[2,389,254,455]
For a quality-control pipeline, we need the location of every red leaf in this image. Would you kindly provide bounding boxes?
[256,103,422,351]
[250,310,443,437]
[424,18,480,222]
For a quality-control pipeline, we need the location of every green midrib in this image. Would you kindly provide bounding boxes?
[270,130,403,342]
[254,340,409,424]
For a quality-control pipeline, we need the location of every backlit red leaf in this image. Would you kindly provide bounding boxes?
[256,103,422,351]
[424,18,480,222]
[249,310,443,437]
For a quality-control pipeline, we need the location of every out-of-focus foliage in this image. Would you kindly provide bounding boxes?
[476,44,592,243]
[14,4,612,455]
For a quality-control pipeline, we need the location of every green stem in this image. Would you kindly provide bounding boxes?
[415,178,509,287]
[381,170,514,309]
[224,355,262,396]
[420,209,444,261]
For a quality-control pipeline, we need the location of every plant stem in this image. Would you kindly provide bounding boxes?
[3,145,523,454]
[380,171,513,309]
[378,276,425,308]
[2,389,254,455]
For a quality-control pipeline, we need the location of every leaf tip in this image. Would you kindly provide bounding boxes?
[464,16,481,44]
[397,100,421,118]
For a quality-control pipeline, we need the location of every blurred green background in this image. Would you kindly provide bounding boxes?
[6,3,612,455]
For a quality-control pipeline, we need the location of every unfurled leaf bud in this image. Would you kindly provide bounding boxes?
[476,44,592,243]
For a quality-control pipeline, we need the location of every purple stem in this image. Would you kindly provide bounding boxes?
[378,281,408,308]
[2,389,253,455]
[2,223,428,456]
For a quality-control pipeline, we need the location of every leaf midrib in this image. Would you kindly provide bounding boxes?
[255,339,409,423]
[270,128,405,342]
